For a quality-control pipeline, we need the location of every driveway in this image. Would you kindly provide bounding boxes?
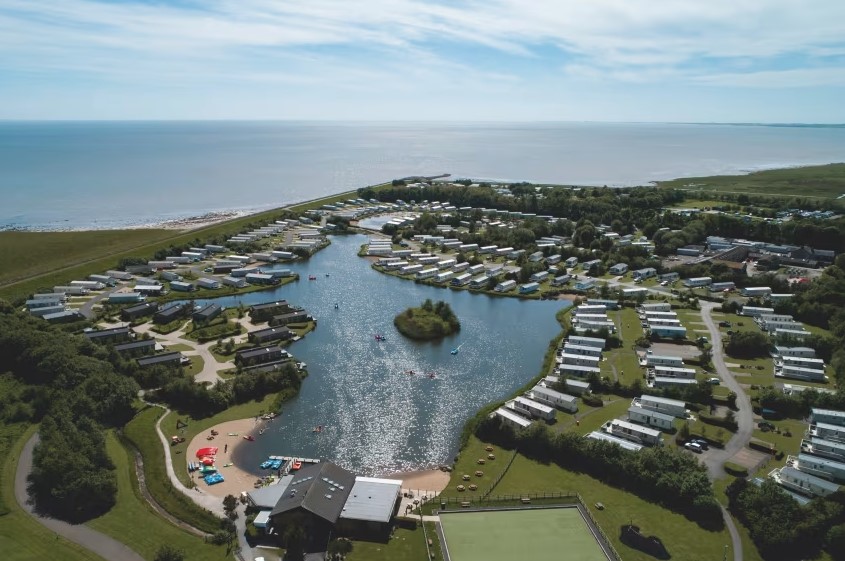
[699,301,755,479]
[15,433,145,561]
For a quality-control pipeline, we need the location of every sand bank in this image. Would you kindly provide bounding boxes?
[384,469,451,495]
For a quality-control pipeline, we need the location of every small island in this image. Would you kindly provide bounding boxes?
[394,299,461,340]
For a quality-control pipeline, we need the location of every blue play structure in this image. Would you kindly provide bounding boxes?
[204,473,224,485]
[260,458,285,470]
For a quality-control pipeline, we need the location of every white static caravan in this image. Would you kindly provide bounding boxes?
[147,260,177,269]
[628,405,675,431]
[106,270,133,281]
[197,278,221,290]
[564,256,579,268]
[467,264,485,276]
[493,407,533,430]
[434,271,454,284]
[587,299,619,310]
[607,419,662,447]
[772,466,840,499]
[777,365,826,382]
[562,343,603,357]
[529,385,578,413]
[376,257,401,267]
[560,353,601,368]
[495,280,517,292]
[469,275,490,289]
[650,325,688,339]
[567,335,606,349]
[32,292,67,302]
[781,356,826,370]
[552,274,572,287]
[645,354,684,368]
[271,250,295,260]
[640,302,671,312]
[221,276,247,288]
[400,264,424,275]
[452,262,470,273]
[643,311,678,319]
[647,318,682,327]
[587,431,643,452]
[479,245,498,254]
[70,280,105,290]
[760,320,804,333]
[451,273,472,286]
[53,285,89,295]
[160,271,182,282]
[632,267,657,281]
[29,305,67,318]
[495,246,515,256]
[418,256,441,265]
[796,453,845,483]
[181,251,204,261]
[227,254,253,264]
[415,267,438,280]
[134,285,164,296]
[652,366,697,379]
[802,437,845,461]
[546,254,562,265]
[519,282,540,294]
[575,305,608,315]
[775,328,811,341]
[558,363,601,378]
[108,292,144,304]
[810,422,845,443]
[741,306,775,317]
[622,287,648,298]
[170,281,195,292]
[164,256,192,264]
[741,286,773,297]
[529,271,550,283]
[383,260,409,270]
[88,274,117,286]
[682,276,712,288]
[437,259,457,270]
[512,396,555,421]
[652,377,698,389]
[458,244,479,253]
[638,395,687,418]
[231,267,260,277]
[811,408,845,427]
[564,378,592,395]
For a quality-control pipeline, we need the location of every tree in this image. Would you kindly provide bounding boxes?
[223,494,238,515]
[154,545,186,561]
[283,523,306,561]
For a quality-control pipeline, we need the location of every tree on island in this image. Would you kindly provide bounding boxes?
[394,299,461,340]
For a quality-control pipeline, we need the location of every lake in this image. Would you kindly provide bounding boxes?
[185,234,567,475]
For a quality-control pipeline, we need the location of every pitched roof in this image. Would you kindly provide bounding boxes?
[270,462,356,523]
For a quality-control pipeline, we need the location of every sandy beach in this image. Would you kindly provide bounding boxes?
[187,416,453,499]
[186,418,266,498]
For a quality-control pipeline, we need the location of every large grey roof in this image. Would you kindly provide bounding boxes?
[247,476,294,509]
[270,462,355,523]
[339,477,401,523]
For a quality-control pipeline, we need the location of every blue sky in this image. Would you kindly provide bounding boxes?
[1,0,844,122]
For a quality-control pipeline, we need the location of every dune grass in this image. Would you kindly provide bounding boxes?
[658,162,845,200]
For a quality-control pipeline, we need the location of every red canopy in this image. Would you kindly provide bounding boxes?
[201,458,215,466]
[195,447,218,458]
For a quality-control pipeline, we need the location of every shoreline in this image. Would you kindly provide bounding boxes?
[188,416,452,499]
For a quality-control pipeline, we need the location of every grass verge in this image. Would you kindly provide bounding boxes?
[123,407,222,534]
[87,431,228,561]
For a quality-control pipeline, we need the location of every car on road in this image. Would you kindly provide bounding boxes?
[684,442,703,453]
[203,267,213,273]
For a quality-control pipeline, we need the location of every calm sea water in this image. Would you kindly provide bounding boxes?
[182,234,566,475]
[2,121,845,230]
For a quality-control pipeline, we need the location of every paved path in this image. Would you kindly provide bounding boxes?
[699,301,755,480]
[15,433,145,561]
[721,505,743,561]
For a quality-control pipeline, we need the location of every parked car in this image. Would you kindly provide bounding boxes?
[707,377,720,385]
[692,439,710,450]
[684,442,703,454]
[660,280,669,286]
[719,321,731,327]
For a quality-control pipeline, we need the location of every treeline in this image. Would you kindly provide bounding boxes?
[0,305,140,521]
[476,417,723,527]
[150,362,302,418]
[757,387,845,419]
[727,478,845,561]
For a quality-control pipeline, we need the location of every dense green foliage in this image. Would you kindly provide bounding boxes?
[394,299,460,340]
[476,416,723,528]
[151,362,302,417]
[727,478,845,560]
[725,331,771,358]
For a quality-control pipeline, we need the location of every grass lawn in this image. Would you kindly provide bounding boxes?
[657,163,845,200]
[491,453,734,561]
[439,508,607,561]
[184,355,205,377]
[159,395,280,488]
[87,432,228,561]
[164,343,194,352]
[0,423,104,561]
[122,407,222,534]
[346,526,428,561]
[571,398,633,436]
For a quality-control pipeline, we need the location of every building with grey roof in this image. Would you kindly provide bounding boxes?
[270,462,356,534]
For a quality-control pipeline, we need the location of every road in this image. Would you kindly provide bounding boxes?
[15,433,145,561]
[698,301,755,479]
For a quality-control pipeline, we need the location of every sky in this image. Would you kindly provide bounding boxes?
[1,0,844,122]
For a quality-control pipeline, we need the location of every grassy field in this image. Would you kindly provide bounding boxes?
[87,432,228,561]
[0,423,104,561]
[346,525,429,561]
[0,189,360,304]
[657,162,845,200]
[490,452,734,561]
[159,394,280,488]
[439,508,607,561]
[122,407,222,534]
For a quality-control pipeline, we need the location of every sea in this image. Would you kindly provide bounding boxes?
[2,121,845,231]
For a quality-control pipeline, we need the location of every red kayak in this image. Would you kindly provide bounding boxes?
[243,435,255,441]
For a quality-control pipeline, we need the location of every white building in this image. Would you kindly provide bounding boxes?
[771,465,840,498]
[493,407,533,430]
[511,396,555,421]
[567,335,606,349]
[529,385,578,413]
[638,395,686,418]
[682,277,712,288]
[606,419,662,446]
[645,354,684,368]
[627,405,675,431]
[652,366,697,379]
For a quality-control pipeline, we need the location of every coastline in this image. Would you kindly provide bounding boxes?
[189,416,451,499]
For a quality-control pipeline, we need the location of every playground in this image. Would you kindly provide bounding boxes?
[437,506,611,561]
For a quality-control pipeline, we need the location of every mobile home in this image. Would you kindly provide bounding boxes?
[638,395,686,418]
[529,385,578,413]
[628,405,675,431]
[512,396,555,421]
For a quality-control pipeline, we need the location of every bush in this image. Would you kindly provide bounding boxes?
[723,462,748,477]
